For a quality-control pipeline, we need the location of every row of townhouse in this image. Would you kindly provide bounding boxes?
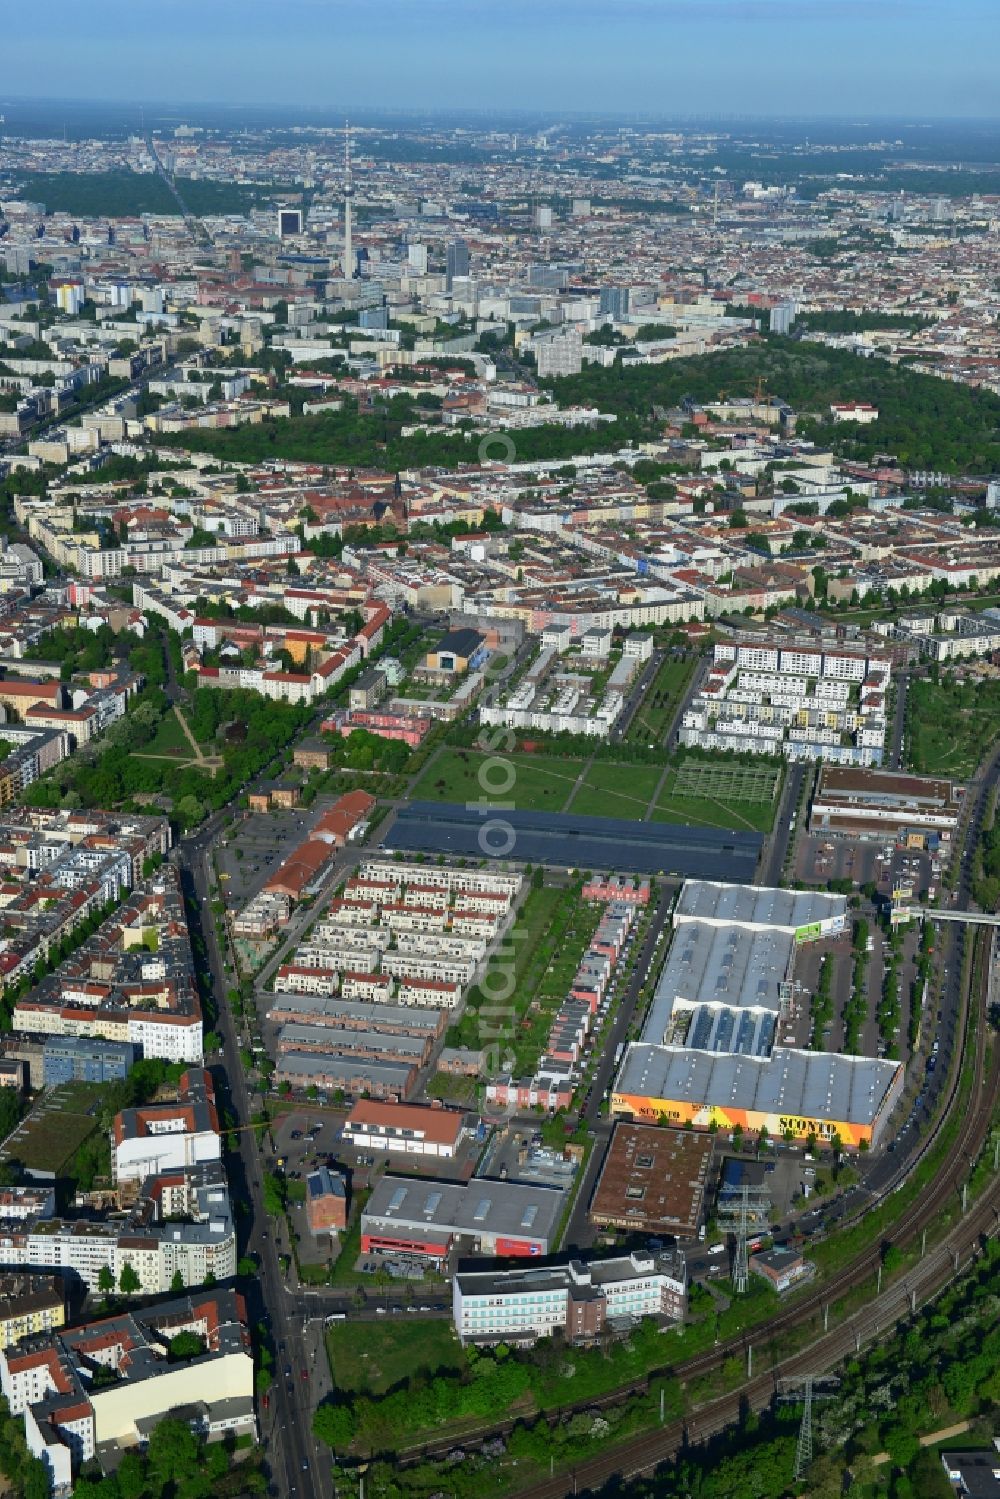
[488,900,639,1113]
[269,861,523,1100]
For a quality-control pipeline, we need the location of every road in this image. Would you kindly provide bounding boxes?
[760,760,806,887]
[561,883,676,1251]
[178,839,327,1499]
[890,669,909,769]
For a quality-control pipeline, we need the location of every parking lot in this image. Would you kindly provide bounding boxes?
[215,799,349,915]
[478,1124,579,1188]
[795,833,938,903]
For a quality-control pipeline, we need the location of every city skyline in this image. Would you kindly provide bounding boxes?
[4,0,999,120]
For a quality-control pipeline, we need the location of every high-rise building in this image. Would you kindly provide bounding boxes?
[599,286,630,320]
[446,237,469,290]
[572,198,591,218]
[343,125,354,280]
[53,282,84,316]
[534,327,583,379]
[407,242,428,274]
[769,301,796,335]
[277,208,304,239]
[534,204,554,230]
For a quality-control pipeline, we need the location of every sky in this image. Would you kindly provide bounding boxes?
[5,0,999,121]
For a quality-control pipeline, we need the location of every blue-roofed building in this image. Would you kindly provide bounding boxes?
[43,1037,137,1088]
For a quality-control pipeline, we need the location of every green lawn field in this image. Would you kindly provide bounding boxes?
[570,759,663,818]
[410,750,586,811]
[326,1318,463,1397]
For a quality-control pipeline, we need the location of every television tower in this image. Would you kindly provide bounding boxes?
[343,122,353,280]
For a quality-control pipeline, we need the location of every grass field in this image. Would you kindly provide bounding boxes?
[1,1084,101,1176]
[139,712,191,758]
[625,656,696,745]
[651,757,782,833]
[446,881,595,1072]
[326,1319,463,1397]
[411,750,587,811]
[907,676,1000,779]
[570,759,663,818]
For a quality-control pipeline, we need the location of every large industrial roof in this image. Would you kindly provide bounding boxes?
[673,880,847,932]
[383,803,763,880]
[644,920,794,1045]
[615,1043,900,1128]
[363,1174,565,1245]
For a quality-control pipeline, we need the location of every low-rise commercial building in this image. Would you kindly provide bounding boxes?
[588,1123,712,1239]
[362,1176,564,1263]
[810,766,963,851]
[342,1100,472,1159]
[612,880,903,1148]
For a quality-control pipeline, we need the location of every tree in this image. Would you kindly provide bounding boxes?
[119,1261,141,1295]
[168,1330,206,1360]
[98,1264,115,1296]
[147,1417,200,1486]
[312,1400,355,1449]
[169,1269,185,1294]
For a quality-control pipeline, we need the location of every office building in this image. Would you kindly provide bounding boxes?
[588,1123,712,1238]
[453,1251,686,1346]
[446,238,469,290]
[277,208,304,239]
[599,286,630,320]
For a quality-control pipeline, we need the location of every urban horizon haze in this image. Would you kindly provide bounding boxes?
[4,0,999,120]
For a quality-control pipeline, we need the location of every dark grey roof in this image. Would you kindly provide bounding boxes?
[382,803,762,880]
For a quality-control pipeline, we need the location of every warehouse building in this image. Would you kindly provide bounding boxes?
[588,1123,712,1239]
[362,1176,564,1263]
[612,880,903,1148]
[383,803,763,880]
[810,766,963,850]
